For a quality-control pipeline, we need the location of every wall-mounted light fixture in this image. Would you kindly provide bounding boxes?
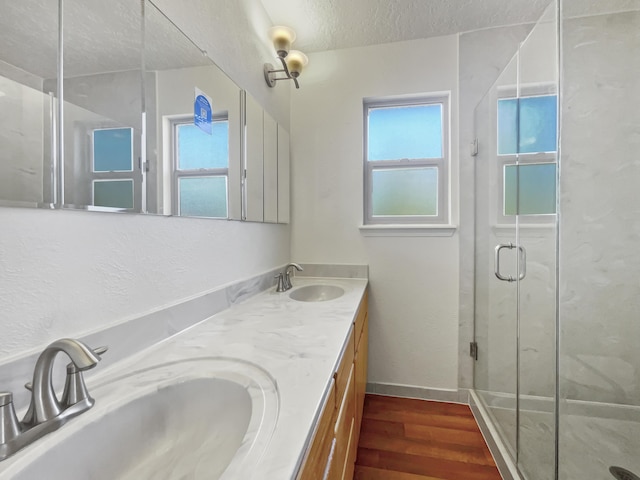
[264,26,308,89]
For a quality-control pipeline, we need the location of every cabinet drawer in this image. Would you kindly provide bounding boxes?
[297,380,337,480]
[334,328,354,409]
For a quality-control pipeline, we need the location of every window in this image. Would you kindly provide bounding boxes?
[497,92,557,219]
[364,95,449,225]
[172,117,229,218]
[90,127,135,209]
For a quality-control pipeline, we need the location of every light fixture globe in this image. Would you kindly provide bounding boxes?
[268,26,296,58]
[285,50,308,78]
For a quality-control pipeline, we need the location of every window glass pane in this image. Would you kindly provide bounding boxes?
[372,167,438,216]
[368,104,442,160]
[177,121,228,170]
[93,128,133,172]
[178,176,227,218]
[498,95,557,155]
[504,163,557,215]
[93,180,134,209]
[498,99,518,155]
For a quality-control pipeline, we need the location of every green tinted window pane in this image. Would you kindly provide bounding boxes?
[372,167,438,216]
[179,176,227,218]
[504,163,557,215]
[519,96,557,154]
[93,180,134,209]
[498,96,557,155]
[93,128,133,172]
[368,104,442,160]
[177,121,228,170]
[498,99,518,155]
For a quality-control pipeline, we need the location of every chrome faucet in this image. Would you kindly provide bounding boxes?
[0,338,104,461]
[275,263,303,292]
[283,263,303,291]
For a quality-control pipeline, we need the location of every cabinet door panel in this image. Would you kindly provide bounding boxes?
[277,125,290,223]
[244,92,263,222]
[263,112,278,223]
[297,381,337,480]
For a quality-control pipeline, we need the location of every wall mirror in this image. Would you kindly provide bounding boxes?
[0,1,58,208]
[0,0,289,223]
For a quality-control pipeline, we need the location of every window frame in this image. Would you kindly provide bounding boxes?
[495,84,557,225]
[88,126,137,210]
[363,94,449,226]
[171,115,229,219]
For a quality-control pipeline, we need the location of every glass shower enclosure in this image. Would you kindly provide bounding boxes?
[472,1,640,479]
[473,4,558,479]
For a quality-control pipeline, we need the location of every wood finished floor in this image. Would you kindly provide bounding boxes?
[355,394,502,480]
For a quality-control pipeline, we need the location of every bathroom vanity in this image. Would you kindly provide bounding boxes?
[297,289,368,480]
[0,276,368,480]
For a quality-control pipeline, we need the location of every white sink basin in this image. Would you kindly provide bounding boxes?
[289,284,345,302]
[0,358,278,480]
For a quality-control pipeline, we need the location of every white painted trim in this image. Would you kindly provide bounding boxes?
[359,224,457,237]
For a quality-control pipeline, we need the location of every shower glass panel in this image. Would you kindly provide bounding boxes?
[558,3,640,480]
[514,5,558,479]
[473,2,557,479]
[473,47,519,461]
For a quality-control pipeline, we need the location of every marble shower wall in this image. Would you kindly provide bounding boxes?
[559,9,640,406]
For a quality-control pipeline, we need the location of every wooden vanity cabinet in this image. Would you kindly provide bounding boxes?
[297,290,368,480]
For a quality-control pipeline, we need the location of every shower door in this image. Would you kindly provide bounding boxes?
[473,3,558,479]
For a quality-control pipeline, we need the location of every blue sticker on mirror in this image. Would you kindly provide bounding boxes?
[194,87,212,135]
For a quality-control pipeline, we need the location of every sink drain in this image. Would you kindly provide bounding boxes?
[610,466,640,480]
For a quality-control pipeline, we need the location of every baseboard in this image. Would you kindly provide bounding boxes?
[366,382,469,404]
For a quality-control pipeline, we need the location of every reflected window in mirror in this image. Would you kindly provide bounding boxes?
[172,116,229,218]
[90,127,136,209]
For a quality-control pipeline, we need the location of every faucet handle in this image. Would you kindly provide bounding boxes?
[0,392,21,444]
[61,345,107,408]
[275,273,286,293]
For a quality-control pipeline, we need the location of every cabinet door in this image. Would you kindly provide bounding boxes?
[297,382,337,480]
[243,92,263,222]
[277,125,290,223]
[263,112,278,223]
[355,318,368,444]
[332,364,355,480]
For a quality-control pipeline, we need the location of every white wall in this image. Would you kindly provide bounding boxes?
[290,36,460,391]
[0,1,290,361]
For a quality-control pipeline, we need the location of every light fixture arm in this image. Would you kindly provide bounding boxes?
[264,56,300,89]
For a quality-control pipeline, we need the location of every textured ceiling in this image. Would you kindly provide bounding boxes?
[2,0,640,80]
[258,0,640,53]
[0,0,210,80]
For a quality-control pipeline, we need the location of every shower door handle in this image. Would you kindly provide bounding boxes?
[518,245,527,280]
[495,243,515,282]
[494,243,527,282]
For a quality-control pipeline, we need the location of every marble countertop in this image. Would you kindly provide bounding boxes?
[0,276,368,480]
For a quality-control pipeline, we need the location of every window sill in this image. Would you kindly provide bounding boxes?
[359,224,457,237]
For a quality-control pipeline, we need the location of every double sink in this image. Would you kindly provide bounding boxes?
[0,275,362,480]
